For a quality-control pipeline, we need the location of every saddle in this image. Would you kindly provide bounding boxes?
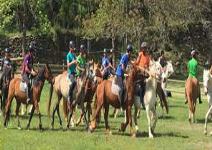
[111,78,121,96]
[20,77,33,92]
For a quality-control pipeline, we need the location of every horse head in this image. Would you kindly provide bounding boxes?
[131,63,149,81]
[44,63,53,83]
[148,60,162,80]
[166,61,174,77]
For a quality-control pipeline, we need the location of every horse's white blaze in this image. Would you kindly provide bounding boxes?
[203,68,212,135]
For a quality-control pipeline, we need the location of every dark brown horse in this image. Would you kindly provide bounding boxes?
[4,64,52,130]
[89,64,149,137]
[1,65,14,116]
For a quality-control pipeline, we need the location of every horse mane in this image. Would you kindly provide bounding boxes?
[34,66,46,85]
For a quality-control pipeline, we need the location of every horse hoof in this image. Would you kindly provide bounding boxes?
[149,135,154,139]
[131,133,136,139]
[18,127,22,130]
[204,130,207,135]
[210,131,212,136]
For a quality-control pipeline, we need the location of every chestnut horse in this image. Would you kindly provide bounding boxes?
[4,64,52,130]
[89,64,149,137]
[185,77,201,123]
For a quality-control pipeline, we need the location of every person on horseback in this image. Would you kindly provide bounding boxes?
[135,42,150,109]
[0,48,12,88]
[158,50,167,72]
[116,44,133,109]
[185,50,202,104]
[101,48,115,80]
[76,44,86,77]
[67,40,77,104]
[22,44,36,104]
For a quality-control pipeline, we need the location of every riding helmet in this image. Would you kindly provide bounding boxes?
[69,40,75,48]
[127,44,133,52]
[5,48,9,53]
[29,44,35,52]
[80,44,86,51]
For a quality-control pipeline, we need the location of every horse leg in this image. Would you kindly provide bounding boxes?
[204,106,212,135]
[15,101,21,130]
[63,98,68,123]
[89,102,103,132]
[104,103,111,135]
[26,105,35,130]
[151,107,158,133]
[51,93,62,129]
[134,107,139,133]
[4,93,14,128]
[137,109,141,119]
[56,106,63,128]
[146,106,153,139]
[34,101,43,131]
[76,110,84,126]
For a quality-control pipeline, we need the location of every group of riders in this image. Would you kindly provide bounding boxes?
[0,40,206,110]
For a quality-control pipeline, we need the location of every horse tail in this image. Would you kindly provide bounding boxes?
[47,80,54,117]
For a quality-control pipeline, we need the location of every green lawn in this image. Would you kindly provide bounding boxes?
[1,82,212,150]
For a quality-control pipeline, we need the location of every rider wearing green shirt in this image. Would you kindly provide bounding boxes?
[185,50,202,104]
[76,45,86,77]
[66,40,77,103]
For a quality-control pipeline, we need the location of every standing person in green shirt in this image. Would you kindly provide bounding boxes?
[185,50,202,104]
[76,44,86,77]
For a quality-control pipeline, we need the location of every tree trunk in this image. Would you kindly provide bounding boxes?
[21,0,27,57]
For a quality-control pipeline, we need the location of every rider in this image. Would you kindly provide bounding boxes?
[0,48,12,88]
[158,50,167,72]
[22,44,36,104]
[136,42,150,109]
[185,50,202,104]
[116,44,133,109]
[76,44,86,77]
[102,48,115,80]
[67,40,77,104]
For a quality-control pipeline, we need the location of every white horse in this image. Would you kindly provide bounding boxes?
[203,67,212,136]
[161,61,174,97]
[133,60,162,138]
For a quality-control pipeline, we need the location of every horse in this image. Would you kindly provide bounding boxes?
[49,64,95,130]
[203,66,212,135]
[75,62,103,125]
[161,61,174,96]
[133,60,162,138]
[89,63,149,137]
[3,64,53,130]
[185,77,200,124]
[0,65,14,116]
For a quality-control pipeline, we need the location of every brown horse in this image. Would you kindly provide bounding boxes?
[4,64,53,130]
[89,64,149,137]
[185,77,200,123]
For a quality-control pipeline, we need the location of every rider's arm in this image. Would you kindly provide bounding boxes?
[135,52,141,65]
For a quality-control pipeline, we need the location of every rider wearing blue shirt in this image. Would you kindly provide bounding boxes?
[102,48,115,80]
[116,44,133,109]
[0,48,12,88]
[66,40,77,104]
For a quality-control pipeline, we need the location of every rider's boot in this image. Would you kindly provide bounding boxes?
[26,84,31,104]
[68,82,76,105]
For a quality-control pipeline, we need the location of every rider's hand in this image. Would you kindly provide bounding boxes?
[31,70,36,76]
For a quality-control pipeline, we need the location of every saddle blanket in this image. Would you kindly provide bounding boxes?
[111,79,121,96]
[20,81,27,92]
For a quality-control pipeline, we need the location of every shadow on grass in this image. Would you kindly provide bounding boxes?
[136,131,189,139]
[158,115,175,120]
[169,104,187,108]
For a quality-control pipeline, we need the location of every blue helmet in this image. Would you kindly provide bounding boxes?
[80,44,86,51]
[5,48,9,53]
[126,44,133,52]
[69,41,75,48]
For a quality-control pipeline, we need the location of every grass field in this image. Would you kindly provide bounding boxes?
[1,82,212,150]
